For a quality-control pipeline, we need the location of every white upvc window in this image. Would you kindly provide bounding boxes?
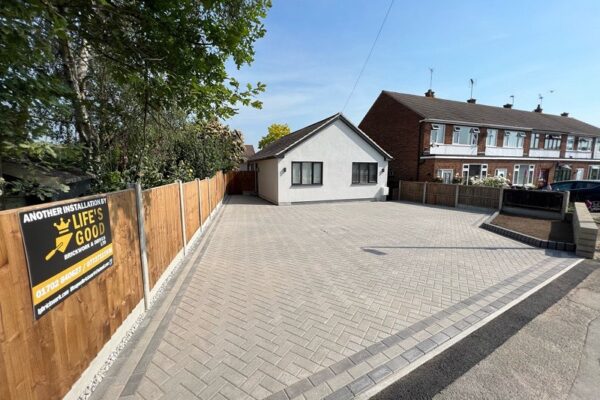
[595,139,600,156]
[566,135,575,150]
[513,164,535,186]
[486,129,497,147]
[589,165,600,180]
[544,134,561,150]
[531,133,540,149]
[462,163,488,184]
[453,126,479,145]
[578,137,592,151]
[503,131,525,148]
[437,169,453,184]
[430,124,445,145]
[495,168,508,178]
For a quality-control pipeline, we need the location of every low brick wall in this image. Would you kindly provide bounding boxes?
[573,202,600,258]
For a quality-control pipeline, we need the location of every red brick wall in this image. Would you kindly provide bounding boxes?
[359,92,423,183]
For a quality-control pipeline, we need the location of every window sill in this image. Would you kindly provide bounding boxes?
[351,183,378,186]
[291,184,323,187]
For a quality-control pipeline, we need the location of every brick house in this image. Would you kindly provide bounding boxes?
[359,90,600,187]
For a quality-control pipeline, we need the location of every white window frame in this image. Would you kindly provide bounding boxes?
[437,169,453,184]
[503,130,525,148]
[486,129,497,147]
[453,126,479,146]
[566,135,575,150]
[430,124,445,145]
[495,168,508,178]
[462,163,488,184]
[575,168,584,180]
[531,133,540,149]
[544,134,561,150]
[513,164,535,186]
[589,165,600,180]
[578,137,592,151]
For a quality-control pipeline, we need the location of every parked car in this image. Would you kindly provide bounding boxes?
[541,180,600,207]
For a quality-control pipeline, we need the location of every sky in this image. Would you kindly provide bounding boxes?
[225,0,600,148]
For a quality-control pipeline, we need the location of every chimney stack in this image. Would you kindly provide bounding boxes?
[425,89,435,98]
[467,98,476,104]
[561,112,569,117]
[534,105,543,113]
[503,103,513,109]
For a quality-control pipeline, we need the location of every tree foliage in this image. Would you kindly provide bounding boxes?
[259,123,291,149]
[0,0,270,200]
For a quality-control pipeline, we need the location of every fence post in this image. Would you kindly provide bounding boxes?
[422,182,427,204]
[178,180,187,255]
[397,181,402,200]
[561,190,570,220]
[197,178,203,232]
[131,182,151,311]
[498,187,505,211]
[454,184,459,207]
[207,177,212,218]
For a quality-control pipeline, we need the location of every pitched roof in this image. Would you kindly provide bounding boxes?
[243,144,255,158]
[250,113,392,161]
[383,91,600,136]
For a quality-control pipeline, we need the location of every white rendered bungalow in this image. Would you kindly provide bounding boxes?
[249,113,392,205]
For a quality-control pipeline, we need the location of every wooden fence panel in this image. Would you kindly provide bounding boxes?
[183,181,200,240]
[399,181,425,203]
[425,183,456,207]
[200,179,210,225]
[143,183,183,289]
[0,190,143,400]
[226,171,256,194]
[458,185,501,209]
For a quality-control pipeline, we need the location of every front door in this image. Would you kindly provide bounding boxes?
[575,168,584,180]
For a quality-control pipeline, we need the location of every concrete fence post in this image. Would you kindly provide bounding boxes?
[561,190,570,220]
[398,181,402,200]
[130,182,151,310]
[498,187,505,211]
[422,182,427,204]
[207,177,212,218]
[454,184,459,208]
[178,180,187,255]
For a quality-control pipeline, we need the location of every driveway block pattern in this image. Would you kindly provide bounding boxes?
[114,197,577,400]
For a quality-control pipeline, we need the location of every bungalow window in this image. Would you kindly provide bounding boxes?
[589,166,600,180]
[292,162,322,185]
[453,126,478,145]
[352,163,377,184]
[430,124,445,145]
[531,133,540,149]
[566,135,575,150]
[513,164,535,186]
[544,134,561,150]
[503,131,525,148]
[578,138,591,151]
[486,129,498,147]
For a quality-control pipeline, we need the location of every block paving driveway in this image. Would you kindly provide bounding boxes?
[96,196,579,400]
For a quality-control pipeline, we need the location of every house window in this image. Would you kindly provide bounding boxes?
[531,133,540,149]
[292,162,323,185]
[495,168,508,178]
[589,166,600,180]
[554,166,571,182]
[352,163,377,184]
[513,164,535,186]
[453,126,479,145]
[595,139,600,156]
[462,164,487,184]
[503,131,525,148]
[430,124,445,145]
[544,134,561,150]
[578,138,591,151]
[437,169,453,184]
[566,135,575,150]
[486,129,497,147]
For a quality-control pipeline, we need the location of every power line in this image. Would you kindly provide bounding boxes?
[341,0,395,113]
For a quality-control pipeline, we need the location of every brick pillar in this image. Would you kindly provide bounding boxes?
[559,134,567,158]
[477,128,486,155]
[523,131,531,156]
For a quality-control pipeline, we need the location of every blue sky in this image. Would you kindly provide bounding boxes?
[225,0,600,148]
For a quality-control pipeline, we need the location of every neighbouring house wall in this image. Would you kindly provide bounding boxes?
[359,92,422,184]
[256,158,279,204]
[277,119,388,204]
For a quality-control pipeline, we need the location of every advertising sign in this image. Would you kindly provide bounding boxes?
[19,196,113,319]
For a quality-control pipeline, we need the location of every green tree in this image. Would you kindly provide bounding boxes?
[259,123,291,149]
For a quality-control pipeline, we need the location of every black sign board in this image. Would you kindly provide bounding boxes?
[19,196,113,319]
